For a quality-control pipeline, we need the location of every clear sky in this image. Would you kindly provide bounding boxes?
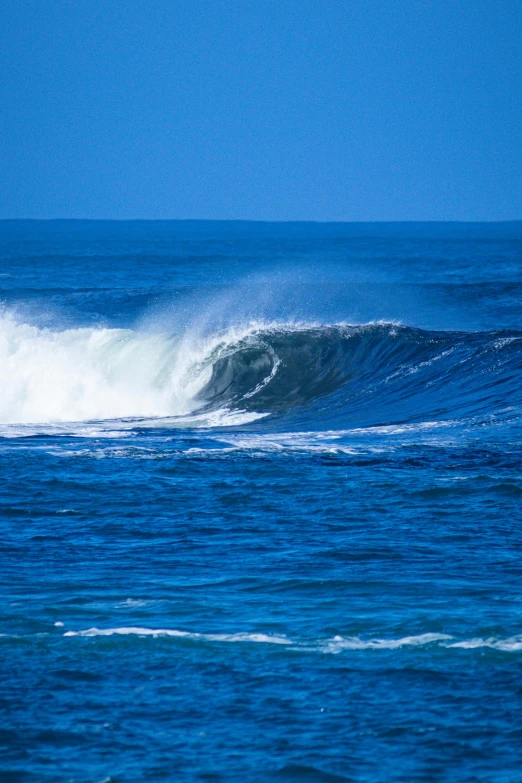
[1,0,521,221]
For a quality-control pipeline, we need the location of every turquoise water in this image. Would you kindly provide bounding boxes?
[1,221,522,782]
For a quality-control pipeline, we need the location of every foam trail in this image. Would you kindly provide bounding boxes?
[446,636,522,651]
[59,628,522,652]
[64,627,291,644]
[324,633,453,653]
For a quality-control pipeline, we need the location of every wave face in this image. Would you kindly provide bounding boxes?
[198,323,522,429]
[1,313,521,428]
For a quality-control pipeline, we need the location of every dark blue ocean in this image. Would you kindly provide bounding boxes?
[1,220,522,783]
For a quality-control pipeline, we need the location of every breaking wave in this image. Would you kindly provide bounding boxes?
[0,311,521,429]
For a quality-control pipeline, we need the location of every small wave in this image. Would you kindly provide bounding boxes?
[63,626,291,644]
[323,633,453,652]
[57,627,522,653]
[446,636,522,652]
[323,633,522,654]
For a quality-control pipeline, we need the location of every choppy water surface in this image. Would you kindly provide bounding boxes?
[1,221,522,782]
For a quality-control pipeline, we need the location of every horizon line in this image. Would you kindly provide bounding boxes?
[1,218,521,225]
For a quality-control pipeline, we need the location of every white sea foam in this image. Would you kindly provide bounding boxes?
[210,421,457,454]
[322,633,522,653]
[213,433,361,454]
[0,312,280,427]
[0,313,205,424]
[446,636,522,652]
[385,347,458,382]
[0,626,515,651]
[491,336,521,349]
[59,627,522,652]
[323,633,453,653]
[64,626,291,644]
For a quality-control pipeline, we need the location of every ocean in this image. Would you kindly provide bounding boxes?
[1,220,522,782]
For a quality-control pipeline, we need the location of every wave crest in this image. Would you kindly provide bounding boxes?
[0,313,520,428]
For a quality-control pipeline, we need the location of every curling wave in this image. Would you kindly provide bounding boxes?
[0,312,521,428]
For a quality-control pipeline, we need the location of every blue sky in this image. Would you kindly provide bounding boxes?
[1,0,520,220]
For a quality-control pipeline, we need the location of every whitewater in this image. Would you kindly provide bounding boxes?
[0,312,215,423]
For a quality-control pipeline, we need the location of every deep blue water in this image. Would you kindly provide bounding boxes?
[1,220,522,783]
